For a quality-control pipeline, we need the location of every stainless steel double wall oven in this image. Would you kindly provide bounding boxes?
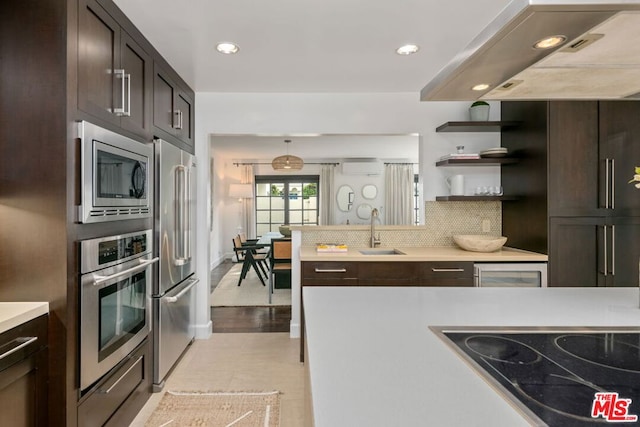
[79,230,157,391]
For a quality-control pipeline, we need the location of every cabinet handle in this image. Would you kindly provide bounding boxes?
[611,225,615,276]
[124,72,131,117]
[431,268,465,272]
[173,110,183,130]
[0,336,37,360]
[603,225,608,277]
[98,355,143,394]
[611,159,615,210]
[314,268,347,273]
[605,158,610,209]
[112,69,130,117]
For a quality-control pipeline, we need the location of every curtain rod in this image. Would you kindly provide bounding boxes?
[384,162,418,165]
[233,162,340,167]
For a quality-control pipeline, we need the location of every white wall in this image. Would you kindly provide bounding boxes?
[195,92,502,336]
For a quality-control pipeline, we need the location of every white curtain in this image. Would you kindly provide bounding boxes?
[384,164,414,225]
[319,164,335,225]
[240,165,255,237]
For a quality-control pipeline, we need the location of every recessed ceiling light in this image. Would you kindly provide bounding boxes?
[396,44,420,55]
[216,42,239,54]
[472,84,490,91]
[533,35,567,50]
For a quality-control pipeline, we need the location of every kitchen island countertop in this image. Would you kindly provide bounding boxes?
[0,302,49,334]
[303,287,640,426]
[300,245,547,262]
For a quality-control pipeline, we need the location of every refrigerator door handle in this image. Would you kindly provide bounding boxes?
[174,165,188,266]
[165,278,199,303]
[184,165,191,261]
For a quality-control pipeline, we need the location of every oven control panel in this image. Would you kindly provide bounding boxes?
[80,230,152,274]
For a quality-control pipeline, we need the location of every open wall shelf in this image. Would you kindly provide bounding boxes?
[435,158,518,167]
[436,121,521,133]
[435,196,518,202]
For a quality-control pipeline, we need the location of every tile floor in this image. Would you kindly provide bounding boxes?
[129,333,305,426]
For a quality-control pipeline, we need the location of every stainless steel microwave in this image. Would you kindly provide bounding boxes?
[78,121,153,223]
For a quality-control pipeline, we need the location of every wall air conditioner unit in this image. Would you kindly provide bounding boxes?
[341,159,383,175]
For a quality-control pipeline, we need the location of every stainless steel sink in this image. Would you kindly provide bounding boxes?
[359,249,405,255]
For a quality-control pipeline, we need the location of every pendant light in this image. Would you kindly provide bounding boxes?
[272,139,304,171]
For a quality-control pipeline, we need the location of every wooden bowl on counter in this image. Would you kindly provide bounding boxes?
[453,234,507,252]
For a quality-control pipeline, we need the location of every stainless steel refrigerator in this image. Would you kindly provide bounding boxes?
[152,139,198,391]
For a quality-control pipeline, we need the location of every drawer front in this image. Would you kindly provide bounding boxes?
[302,262,358,285]
[421,262,474,286]
[0,315,47,372]
[359,262,419,286]
[78,341,147,427]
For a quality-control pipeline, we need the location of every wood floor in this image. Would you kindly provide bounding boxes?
[210,260,291,333]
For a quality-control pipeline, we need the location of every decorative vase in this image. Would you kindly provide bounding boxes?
[469,104,490,121]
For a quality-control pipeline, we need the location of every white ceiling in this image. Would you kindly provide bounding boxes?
[113,0,510,160]
[113,0,510,93]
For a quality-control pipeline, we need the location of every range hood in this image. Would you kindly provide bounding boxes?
[420,0,640,101]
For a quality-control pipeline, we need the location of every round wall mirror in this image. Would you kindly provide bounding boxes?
[356,203,373,220]
[362,184,377,200]
[336,185,354,212]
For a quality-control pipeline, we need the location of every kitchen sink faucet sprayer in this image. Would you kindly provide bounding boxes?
[370,208,381,248]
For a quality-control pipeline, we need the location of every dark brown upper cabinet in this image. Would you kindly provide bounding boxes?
[153,63,194,152]
[599,101,640,217]
[548,101,640,218]
[78,0,152,139]
[547,101,601,217]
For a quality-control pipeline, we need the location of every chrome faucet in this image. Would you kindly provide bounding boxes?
[370,208,381,248]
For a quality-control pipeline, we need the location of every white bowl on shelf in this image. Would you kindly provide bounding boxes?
[453,234,507,252]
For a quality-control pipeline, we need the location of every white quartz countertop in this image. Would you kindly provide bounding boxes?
[303,287,640,427]
[300,245,547,262]
[0,302,49,334]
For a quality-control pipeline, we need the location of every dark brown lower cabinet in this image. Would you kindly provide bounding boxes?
[302,261,473,287]
[549,217,605,287]
[610,217,640,287]
[300,260,473,360]
[0,315,48,427]
[549,217,640,287]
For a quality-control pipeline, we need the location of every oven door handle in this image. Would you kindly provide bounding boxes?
[93,257,159,285]
[166,278,199,303]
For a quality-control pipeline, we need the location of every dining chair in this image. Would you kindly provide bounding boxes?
[232,236,268,286]
[239,232,259,245]
[268,238,292,303]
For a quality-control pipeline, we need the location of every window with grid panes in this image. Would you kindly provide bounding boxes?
[254,175,319,236]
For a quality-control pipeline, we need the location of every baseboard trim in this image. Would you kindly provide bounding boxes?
[290,322,300,339]
[194,320,212,340]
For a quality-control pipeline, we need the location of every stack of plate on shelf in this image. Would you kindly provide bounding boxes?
[480,147,508,158]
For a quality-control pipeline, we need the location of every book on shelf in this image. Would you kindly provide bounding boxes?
[316,243,348,253]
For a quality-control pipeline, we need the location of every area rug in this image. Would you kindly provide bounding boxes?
[210,264,291,307]
[144,391,281,427]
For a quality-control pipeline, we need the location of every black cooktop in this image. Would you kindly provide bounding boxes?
[435,328,640,426]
